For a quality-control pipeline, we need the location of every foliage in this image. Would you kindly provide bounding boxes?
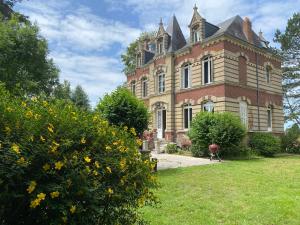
[0,84,157,225]
[274,13,300,125]
[188,112,246,157]
[53,80,72,101]
[71,85,90,111]
[281,124,300,153]
[121,32,156,74]
[165,143,178,154]
[97,87,149,136]
[249,132,281,157]
[0,13,59,96]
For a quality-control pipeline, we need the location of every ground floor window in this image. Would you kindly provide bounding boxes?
[267,106,272,131]
[183,104,192,129]
[239,101,248,128]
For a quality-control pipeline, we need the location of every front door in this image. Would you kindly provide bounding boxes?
[157,109,166,139]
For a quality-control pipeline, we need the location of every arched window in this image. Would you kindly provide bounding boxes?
[202,56,213,84]
[157,37,163,54]
[182,63,191,89]
[239,101,248,128]
[130,80,136,95]
[157,73,165,93]
[183,104,193,129]
[202,101,214,112]
[266,66,272,83]
[142,77,148,97]
[267,105,273,131]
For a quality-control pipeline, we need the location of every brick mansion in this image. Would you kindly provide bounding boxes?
[126,5,284,143]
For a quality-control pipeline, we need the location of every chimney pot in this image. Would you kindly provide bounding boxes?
[243,17,254,44]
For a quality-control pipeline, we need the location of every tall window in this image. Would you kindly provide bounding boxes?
[192,25,200,43]
[202,101,214,112]
[158,73,165,93]
[142,78,148,97]
[157,38,163,54]
[239,101,248,128]
[131,81,136,95]
[183,104,193,129]
[182,64,191,89]
[203,56,213,84]
[267,106,272,131]
[266,66,271,83]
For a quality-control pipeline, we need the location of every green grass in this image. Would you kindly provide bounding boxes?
[142,155,300,225]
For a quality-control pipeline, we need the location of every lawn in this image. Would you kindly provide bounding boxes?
[142,155,300,225]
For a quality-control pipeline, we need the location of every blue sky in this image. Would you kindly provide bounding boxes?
[15,0,300,106]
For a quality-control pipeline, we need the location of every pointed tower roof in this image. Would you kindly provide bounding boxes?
[189,4,203,27]
[166,15,187,51]
[156,18,167,37]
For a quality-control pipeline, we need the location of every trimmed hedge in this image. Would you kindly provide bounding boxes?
[0,85,157,225]
[249,132,281,157]
[188,112,246,157]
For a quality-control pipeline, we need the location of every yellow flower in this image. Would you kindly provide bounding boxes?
[17,157,26,164]
[106,166,112,174]
[4,126,11,134]
[130,127,136,136]
[70,205,76,214]
[43,163,50,171]
[80,137,86,144]
[25,110,33,118]
[30,199,40,208]
[93,170,98,176]
[6,107,13,112]
[50,141,60,153]
[29,135,34,142]
[37,192,46,200]
[40,136,45,142]
[31,96,38,102]
[136,138,143,146]
[27,181,37,194]
[55,161,64,170]
[11,143,20,154]
[107,188,114,195]
[119,159,126,170]
[42,101,48,107]
[105,146,112,151]
[50,191,60,199]
[123,126,128,131]
[94,161,100,168]
[84,156,91,163]
[111,131,116,136]
[21,101,27,107]
[113,141,118,146]
[48,126,54,133]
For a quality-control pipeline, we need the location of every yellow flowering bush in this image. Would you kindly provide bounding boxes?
[0,85,157,225]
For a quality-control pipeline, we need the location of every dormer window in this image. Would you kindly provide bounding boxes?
[192,25,200,43]
[202,56,213,84]
[157,38,163,54]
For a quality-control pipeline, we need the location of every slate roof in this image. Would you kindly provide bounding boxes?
[166,15,187,52]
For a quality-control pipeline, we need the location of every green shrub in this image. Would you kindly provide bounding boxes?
[0,85,157,225]
[165,143,178,154]
[188,112,246,157]
[249,132,281,157]
[281,124,300,153]
[97,87,149,136]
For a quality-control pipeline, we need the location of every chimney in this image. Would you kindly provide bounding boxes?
[243,17,254,44]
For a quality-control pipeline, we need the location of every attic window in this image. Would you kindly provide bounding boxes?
[157,38,163,54]
[192,25,200,43]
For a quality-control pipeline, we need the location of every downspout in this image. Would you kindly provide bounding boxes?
[255,52,261,131]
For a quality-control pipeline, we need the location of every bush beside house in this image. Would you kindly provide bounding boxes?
[249,132,281,157]
[188,112,246,157]
[0,85,157,225]
[281,124,300,153]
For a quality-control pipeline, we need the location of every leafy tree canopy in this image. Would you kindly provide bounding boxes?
[71,85,90,110]
[0,13,59,96]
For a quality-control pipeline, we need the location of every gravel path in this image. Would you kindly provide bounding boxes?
[151,152,220,170]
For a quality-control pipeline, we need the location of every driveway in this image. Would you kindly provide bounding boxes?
[151,152,220,170]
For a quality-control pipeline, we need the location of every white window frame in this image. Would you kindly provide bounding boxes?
[183,104,193,130]
[131,81,136,95]
[142,78,148,98]
[181,64,191,89]
[158,41,163,54]
[239,101,248,129]
[202,56,213,85]
[158,73,165,93]
[267,106,272,132]
[202,101,214,112]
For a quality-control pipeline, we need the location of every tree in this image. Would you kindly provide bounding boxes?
[274,13,300,125]
[121,32,155,74]
[0,14,59,96]
[53,80,72,100]
[71,85,90,110]
[97,87,149,136]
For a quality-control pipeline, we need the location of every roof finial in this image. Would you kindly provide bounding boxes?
[259,29,263,38]
[159,17,163,26]
[193,3,198,11]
